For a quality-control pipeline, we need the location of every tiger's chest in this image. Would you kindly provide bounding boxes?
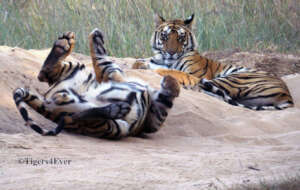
[43,68,98,112]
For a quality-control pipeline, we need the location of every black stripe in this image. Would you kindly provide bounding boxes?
[66,62,73,73]
[107,68,124,78]
[99,86,127,95]
[83,73,93,84]
[13,92,21,101]
[93,35,106,55]
[129,120,138,133]
[56,99,75,106]
[215,78,236,89]
[31,124,44,134]
[241,93,282,100]
[157,93,173,108]
[100,66,110,80]
[181,60,197,72]
[252,86,280,94]
[69,88,87,103]
[79,64,85,70]
[189,33,194,51]
[63,63,80,81]
[223,65,233,76]
[173,58,182,69]
[112,120,121,138]
[216,90,225,98]
[179,59,192,71]
[95,57,104,61]
[57,64,66,79]
[126,92,136,105]
[150,59,168,66]
[15,99,22,106]
[192,59,208,76]
[55,89,69,94]
[24,95,38,103]
[105,98,125,102]
[20,107,29,121]
[97,61,113,67]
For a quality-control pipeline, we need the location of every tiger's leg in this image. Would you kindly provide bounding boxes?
[88,28,125,83]
[154,68,201,90]
[13,88,74,135]
[132,59,151,69]
[233,81,294,110]
[38,31,76,85]
[143,75,180,133]
[196,78,243,107]
[199,77,294,110]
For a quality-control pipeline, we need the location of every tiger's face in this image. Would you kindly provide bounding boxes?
[151,14,197,60]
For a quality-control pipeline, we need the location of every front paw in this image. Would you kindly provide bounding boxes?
[132,61,148,69]
[183,84,202,92]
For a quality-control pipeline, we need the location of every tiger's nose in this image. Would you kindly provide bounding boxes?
[168,50,176,56]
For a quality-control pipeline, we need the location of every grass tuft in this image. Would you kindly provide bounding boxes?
[0,0,299,57]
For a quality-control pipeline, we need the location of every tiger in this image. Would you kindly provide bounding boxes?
[132,14,294,110]
[13,28,180,139]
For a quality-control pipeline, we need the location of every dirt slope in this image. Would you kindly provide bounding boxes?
[0,46,300,189]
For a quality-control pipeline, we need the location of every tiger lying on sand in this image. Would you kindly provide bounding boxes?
[133,14,294,110]
[13,29,180,139]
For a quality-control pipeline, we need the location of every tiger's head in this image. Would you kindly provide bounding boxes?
[151,14,197,61]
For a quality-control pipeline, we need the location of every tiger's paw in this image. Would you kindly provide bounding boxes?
[53,31,75,59]
[183,84,202,91]
[89,28,107,56]
[132,61,148,69]
[72,102,131,121]
[108,102,131,119]
[160,75,180,98]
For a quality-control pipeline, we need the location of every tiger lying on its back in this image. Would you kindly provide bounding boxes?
[13,29,180,139]
[133,14,294,110]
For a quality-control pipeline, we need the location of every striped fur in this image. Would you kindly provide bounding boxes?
[133,14,294,110]
[13,29,179,139]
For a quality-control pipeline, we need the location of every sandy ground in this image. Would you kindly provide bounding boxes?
[0,46,300,189]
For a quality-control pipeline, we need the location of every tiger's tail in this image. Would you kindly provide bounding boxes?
[13,88,69,135]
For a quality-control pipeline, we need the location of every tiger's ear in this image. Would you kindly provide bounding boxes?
[184,14,194,29]
[155,14,165,28]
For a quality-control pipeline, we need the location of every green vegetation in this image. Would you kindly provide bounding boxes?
[230,174,300,190]
[0,0,299,57]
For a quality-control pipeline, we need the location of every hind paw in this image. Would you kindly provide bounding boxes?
[161,75,180,97]
[108,102,131,119]
[89,28,106,56]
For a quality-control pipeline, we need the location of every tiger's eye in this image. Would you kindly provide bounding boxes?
[178,34,186,42]
[160,33,168,41]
